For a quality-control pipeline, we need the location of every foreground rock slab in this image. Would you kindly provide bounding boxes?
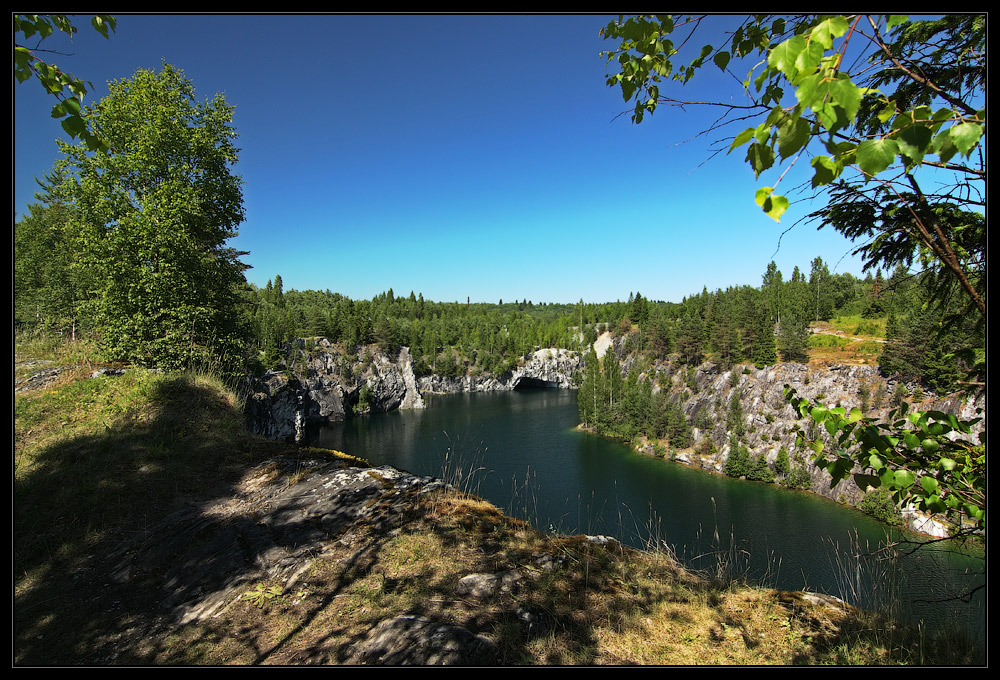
[108,457,451,628]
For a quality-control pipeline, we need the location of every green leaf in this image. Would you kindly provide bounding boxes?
[810,155,839,187]
[620,79,636,102]
[868,452,887,470]
[777,115,810,160]
[923,494,947,514]
[920,438,940,454]
[754,187,788,222]
[60,114,87,137]
[920,475,939,495]
[37,17,54,39]
[830,457,853,483]
[949,122,983,156]
[14,46,33,71]
[877,100,897,123]
[60,96,82,116]
[931,130,959,163]
[729,127,756,152]
[794,41,824,79]
[795,73,850,131]
[746,143,775,178]
[810,406,828,423]
[713,51,731,72]
[856,138,899,176]
[91,15,109,38]
[809,16,850,50]
[896,124,932,164]
[763,194,789,222]
[891,469,916,490]
[885,15,908,31]
[768,36,806,80]
[853,473,880,491]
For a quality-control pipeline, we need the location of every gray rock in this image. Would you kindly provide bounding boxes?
[106,459,451,626]
[347,615,497,665]
[246,342,580,441]
[456,571,521,599]
[245,341,427,441]
[417,347,581,394]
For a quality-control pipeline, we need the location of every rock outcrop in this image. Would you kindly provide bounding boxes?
[245,342,581,441]
[638,359,984,534]
[245,340,427,442]
[417,348,581,394]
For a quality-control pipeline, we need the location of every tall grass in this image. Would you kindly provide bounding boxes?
[438,431,490,497]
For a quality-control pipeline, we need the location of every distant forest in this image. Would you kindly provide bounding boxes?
[242,256,981,396]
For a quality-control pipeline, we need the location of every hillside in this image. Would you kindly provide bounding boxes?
[13,337,982,665]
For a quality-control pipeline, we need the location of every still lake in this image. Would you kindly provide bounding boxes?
[307,387,984,646]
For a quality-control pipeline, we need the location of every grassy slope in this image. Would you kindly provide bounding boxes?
[806,316,886,366]
[13,335,977,665]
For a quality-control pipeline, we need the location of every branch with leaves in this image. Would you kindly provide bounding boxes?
[14,14,117,152]
[599,13,985,321]
[784,386,984,534]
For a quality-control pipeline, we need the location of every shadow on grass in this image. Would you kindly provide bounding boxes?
[14,373,288,665]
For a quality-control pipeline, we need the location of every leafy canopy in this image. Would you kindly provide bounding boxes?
[14,14,117,152]
[600,15,985,319]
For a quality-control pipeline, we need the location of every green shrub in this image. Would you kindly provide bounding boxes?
[775,446,791,475]
[859,487,904,526]
[723,435,751,478]
[783,465,813,490]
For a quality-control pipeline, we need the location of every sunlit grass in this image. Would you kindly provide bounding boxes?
[829,315,886,339]
[806,318,887,366]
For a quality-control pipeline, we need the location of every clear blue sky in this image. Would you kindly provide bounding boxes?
[14,13,870,304]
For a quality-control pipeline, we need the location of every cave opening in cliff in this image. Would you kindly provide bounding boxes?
[512,377,559,390]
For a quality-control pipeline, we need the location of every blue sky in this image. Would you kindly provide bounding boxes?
[14,13,871,304]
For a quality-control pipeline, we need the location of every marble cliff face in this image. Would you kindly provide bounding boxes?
[244,340,582,442]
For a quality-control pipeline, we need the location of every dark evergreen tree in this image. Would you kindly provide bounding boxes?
[777,312,810,363]
[751,298,777,368]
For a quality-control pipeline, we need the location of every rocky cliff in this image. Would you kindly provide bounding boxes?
[417,348,581,394]
[245,340,427,442]
[638,358,984,537]
[245,341,581,442]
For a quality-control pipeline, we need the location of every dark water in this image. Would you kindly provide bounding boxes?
[307,388,985,647]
